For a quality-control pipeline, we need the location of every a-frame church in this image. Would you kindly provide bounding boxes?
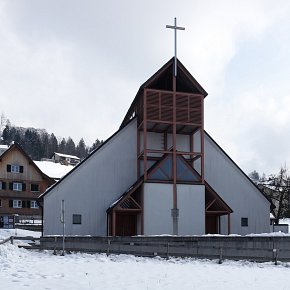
[40,57,271,236]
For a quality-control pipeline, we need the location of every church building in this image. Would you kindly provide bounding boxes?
[40,58,271,236]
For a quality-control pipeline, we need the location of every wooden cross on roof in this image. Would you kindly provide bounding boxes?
[166,17,185,77]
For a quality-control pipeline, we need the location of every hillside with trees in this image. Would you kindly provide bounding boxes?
[0,116,103,161]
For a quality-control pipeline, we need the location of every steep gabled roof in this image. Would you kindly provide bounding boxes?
[120,57,208,129]
[38,117,137,201]
[0,142,54,183]
[204,131,275,209]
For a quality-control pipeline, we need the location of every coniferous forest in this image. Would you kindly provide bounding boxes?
[0,118,103,161]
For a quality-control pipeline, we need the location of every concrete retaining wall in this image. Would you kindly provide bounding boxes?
[40,236,290,262]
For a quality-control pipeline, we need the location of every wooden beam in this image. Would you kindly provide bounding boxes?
[143,90,148,181]
[206,198,216,210]
[177,125,186,133]
[112,211,116,236]
[205,211,229,215]
[141,185,144,235]
[201,95,205,183]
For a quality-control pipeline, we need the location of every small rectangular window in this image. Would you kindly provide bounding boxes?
[30,201,39,209]
[72,214,82,224]
[13,183,22,191]
[0,199,2,207]
[241,217,248,227]
[11,165,20,173]
[13,200,22,208]
[0,181,6,190]
[30,184,40,192]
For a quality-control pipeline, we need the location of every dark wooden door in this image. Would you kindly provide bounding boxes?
[116,213,137,236]
[206,215,218,234]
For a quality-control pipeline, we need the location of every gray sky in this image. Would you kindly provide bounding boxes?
[0,0,290,175]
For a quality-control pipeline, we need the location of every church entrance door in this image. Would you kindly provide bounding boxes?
[205,215,219,234]
[115,213,137,236]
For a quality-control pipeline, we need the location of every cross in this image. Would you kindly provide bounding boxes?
[166,17,185,77]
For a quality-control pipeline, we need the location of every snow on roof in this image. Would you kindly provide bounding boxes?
[54,152,80,160]
[34,160,74,179]
[0,144,8,156]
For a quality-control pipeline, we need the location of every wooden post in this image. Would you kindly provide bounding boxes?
[137,129,140,178]
[200,96,205,183]
[143,90,148,181]
[172,76,178,235]
[141,185,144,235]
[112,211,116,237]
[190,133,194,167]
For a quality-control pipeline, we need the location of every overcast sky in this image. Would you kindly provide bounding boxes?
[0,0,290,175]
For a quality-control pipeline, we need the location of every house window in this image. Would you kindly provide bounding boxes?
[241,218,248,227]
[0,199,2,207]
[30,184,40,192]
[30,201,39,209]
[7,164,24,173]
[0,181,5,190]
[13,200,22,208]
[11,165,20,173]
[72,214,82,224]
[13,183,23,191]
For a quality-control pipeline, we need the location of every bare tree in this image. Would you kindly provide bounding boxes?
[259,165,290,224]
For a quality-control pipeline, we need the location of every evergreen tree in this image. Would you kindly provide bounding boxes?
[48,133,58,158]
[59,138,67,154]
[76,138,88,160]
[0,116,102,162]
[2,125,11,145]
[90,139,102,152]
[14,131,23,147]
[41,132,50,158]
[24,129,42,160]
[66,137,76,156]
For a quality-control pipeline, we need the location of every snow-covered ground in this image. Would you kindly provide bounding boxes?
[1,229,290,290]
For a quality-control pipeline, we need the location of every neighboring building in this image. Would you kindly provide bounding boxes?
[52,152,80,166]
[0,143,55,226]
[0,145,8,156]
[40,58,271,237]
[34,160,74,181]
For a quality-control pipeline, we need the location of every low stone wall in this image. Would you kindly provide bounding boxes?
[40,235,290,262]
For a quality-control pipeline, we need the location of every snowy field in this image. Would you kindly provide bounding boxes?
[1,229,290,290]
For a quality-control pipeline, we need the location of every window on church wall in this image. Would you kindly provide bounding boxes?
[149,155,172,181]
[148,154,200,182]
[241,218,248,227]
[72,214,82,224]
[176,158,200,182]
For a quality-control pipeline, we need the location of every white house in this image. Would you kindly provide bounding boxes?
[52,152,80,166]
[40,58,272,236]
